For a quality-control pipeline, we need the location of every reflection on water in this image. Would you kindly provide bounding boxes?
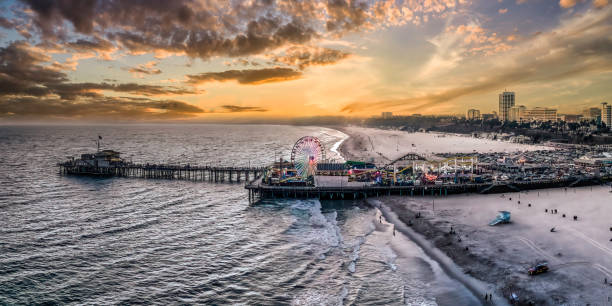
[1,124,478,305]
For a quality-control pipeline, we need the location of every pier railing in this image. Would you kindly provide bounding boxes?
[58,161,266,183]
[245,175,611,203]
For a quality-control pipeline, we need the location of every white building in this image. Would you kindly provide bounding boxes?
[499,91,515,121]
[508,105,557,122]
[509,105,526,122]
[602,102,611,127]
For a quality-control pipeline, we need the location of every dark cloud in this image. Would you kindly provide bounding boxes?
[272,47,351,69]
[66,37,114,52]
[22,0,98,35]
[0,41,66,97]
[0,96,205,120]
[187,67,302,85]
[125,61,162,76]
[221,105,268,112]
[325,0,369,33]
[0,16,15,29]
[0,97,269,120]
[128,67,162,75]
[0,41,204,120]
[47,82,200,100]
[0,41,198,99]
[16,0,372,61]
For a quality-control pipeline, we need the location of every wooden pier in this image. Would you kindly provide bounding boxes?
[58,162,265,183]
[246,176,611,204]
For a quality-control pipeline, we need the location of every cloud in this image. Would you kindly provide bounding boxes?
[186,67,302,85]
[47,82,201,99]
[126,61,162,77]
[271,46,351,69]
[0,40,205,120]
[0,41,67,97]
[17,0,468,61]
[0,97,270,120]
[66,37,114,53]
[0,41,200,99]
[220,105,268,112]
[342,6,612,113]
[0,16,15,29]
[418,21,511,79]
[498,8,508,14]
[0,96,205,120]
[559,0,578,8]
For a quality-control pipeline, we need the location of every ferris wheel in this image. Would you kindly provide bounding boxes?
[291,136,326,178]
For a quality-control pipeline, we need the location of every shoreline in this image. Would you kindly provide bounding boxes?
[371,199,509,306]
[335,126,612,305]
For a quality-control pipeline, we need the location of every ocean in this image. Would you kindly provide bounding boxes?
[0,124,480,305]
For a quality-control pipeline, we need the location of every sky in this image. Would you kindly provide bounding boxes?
[0,0,611,121]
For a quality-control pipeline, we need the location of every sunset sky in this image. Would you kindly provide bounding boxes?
[0,0,611,121]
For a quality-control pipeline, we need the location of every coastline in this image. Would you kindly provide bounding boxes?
[336,126,612,305]
[371,198,509,306]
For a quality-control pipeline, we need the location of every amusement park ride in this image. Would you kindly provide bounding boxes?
[262,136,483,187]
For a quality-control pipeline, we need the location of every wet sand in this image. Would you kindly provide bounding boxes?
[339,127,612,305]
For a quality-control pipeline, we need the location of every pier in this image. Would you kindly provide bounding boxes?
[58,162,265,183]
[245,176,611,203]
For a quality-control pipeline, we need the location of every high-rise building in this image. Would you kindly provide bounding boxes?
[498,91,515,121]
[466,109,481,120]
[602,102,612,127]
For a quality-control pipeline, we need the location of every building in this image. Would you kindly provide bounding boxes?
[509,105,526,122]
[574,152,612,167]
[498,91,515,121]
[602,102,611,127]
[582,107,601,121]
[508,105,557,122]
[521,107,557,122]
[466,109,481,120]
[381,112,393,119]
[559,114,581,122]
[481,113,496,120]
[76,150,123,168]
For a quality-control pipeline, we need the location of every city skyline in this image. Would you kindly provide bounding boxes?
[1,0,611,121]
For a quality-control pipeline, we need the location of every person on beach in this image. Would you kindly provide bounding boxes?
[393,226,395,236]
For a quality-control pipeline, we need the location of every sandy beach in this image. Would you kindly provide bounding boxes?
[339,127,612,305]
[338,126,552,164]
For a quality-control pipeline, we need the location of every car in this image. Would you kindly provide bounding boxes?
[528,263,549,275]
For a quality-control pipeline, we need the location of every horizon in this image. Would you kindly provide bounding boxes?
[1,0,611,121]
